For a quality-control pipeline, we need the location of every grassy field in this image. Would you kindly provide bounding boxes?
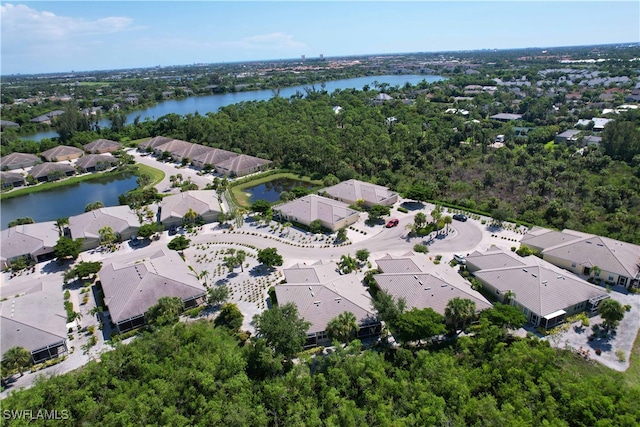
[625,329,640,387]
[125,137,151,148]
[231,171,323,208]
[132,163,165,187]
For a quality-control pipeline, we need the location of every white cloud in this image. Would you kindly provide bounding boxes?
[227,32,307,51]
[1,3,137,43]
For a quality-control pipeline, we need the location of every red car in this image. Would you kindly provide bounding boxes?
[385,218,399,228]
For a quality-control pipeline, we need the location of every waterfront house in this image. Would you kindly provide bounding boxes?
[75,154,117,172]
[159,190,222,228]
[273,194,360,232]
[28,163,75,182]
[99,248,206,333]
[138,136,174,152]
[191,148,238,170]
[322,179,398,208]
[67,206,142,250]
[0,171,26,189]
[213,154,272,177]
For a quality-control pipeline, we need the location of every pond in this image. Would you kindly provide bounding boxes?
[244,178,317,203]
[1,172,138,229]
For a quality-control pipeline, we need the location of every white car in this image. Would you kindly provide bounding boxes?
[453,253,466,264]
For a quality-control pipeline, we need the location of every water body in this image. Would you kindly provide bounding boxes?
[1,173,138,229]
[23,75,444,141]
[245,178,317,203]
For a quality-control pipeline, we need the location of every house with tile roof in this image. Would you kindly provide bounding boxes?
[490,113,523,121]
[1,152,41,170]
[159,190,222,228]
[372,253,492,319]
[0,221,60,269]
[273,194,360,232]
[75,154,117,172]
[0,171,25,189]
[83,139,122,154]
[191,148,238,170]
[152,139,196,161]
[521,227,640,289]
[276,261,380,347]
[99,248,206,333]
[0,279,68,364]
[214,154,272,177]
[0,120,20,129]
[67,206,142,250]
[323,179,399,207]
[138,136,174,152]
[28,162,75,182]
[40,145,84,162]
[467,246,610,328]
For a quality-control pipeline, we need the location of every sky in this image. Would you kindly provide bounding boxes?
[1,1,639,75]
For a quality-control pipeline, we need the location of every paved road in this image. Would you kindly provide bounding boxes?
[129,150,213,194]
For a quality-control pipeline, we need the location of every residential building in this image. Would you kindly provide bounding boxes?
[99,248,206,333]
[276,261,381,347]
[0,171,25,189]
[138,136,174,152]
[554,129,581,144]
[0,221,59,269]
[28,163,75,182]
[467,246,610,328]
[583,135,602,146]
[29,110,64,125]
[67,206,142,250]
[75,154,117,172]
[40,146,84,162]
[490,113,523,121]
[152,139,195,160]
[83,139,122,154]
[191,148,237,170]
[214,154,272,177]
[372,253,492,318]
[1,152,40,170]
[323,179,398,207]
[159,190,222,228]
[521,227,640,289]
[0,120,20,129]
[273,194,360,232]
[0,279,68,364]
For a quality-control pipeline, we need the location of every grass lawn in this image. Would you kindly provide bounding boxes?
[624,328,640,387]
[126,137,151,148]
[132,163,165,187]
[231,171,323,208]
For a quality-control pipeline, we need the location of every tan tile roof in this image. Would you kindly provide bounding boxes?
[214,154,271,175]
[40,145,84,161]
[83,139,122,153]
[1,152,40,170]
[159,190,221,223]
[1,221,59,262]
[28,162,75,179]
[68,206,141,239]
[274,195,359,227]
[323,179,397,205]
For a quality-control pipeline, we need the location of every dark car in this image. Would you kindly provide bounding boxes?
[453,214,468,222]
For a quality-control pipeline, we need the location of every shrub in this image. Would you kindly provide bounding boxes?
[413,243,429,253]
[624,304,632,312]
[616,349,626,362]
[397,206,409,213]
[595,348,602,356]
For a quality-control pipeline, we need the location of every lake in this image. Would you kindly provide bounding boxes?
[1,173,138,229]
[245,178,317,203]
[23,74,444,141]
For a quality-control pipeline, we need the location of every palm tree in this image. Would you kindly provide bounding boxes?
[338,254,357,274]
[503,290,516,305]
[182,208,198,227]
[99,226,117,247]
[326,312,360,343]
[598,299,625,331]
[444,297,477,334]
[236,250,246,272]
[443,215,453,234]
[55,217,69,236]
[2,346,32,377]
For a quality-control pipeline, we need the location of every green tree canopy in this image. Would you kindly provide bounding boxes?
[53,236,83,261]
[167,235,191,252]
[479,303,526,330]
[137,223,161,239]
[445,297,477,334]
[208,285,229,307]
[598,298,625,331]
[214,303,244,331]
[367,204,391,223]
[257,247,283,268]
[372,290,406,327]
[146,296,185,328]
[253,303,311,359]
[2,346,32,377]
[326,311,360,343]
[394,308,446,344]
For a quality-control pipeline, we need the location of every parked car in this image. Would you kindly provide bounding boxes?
[385,218,399,228]
[453,214,468,222]
[130,236,141,246]
[454,253,466,264]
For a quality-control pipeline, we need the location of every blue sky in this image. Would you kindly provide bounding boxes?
[1,1,638,75]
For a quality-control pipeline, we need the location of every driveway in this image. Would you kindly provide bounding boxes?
[130,151,214,194]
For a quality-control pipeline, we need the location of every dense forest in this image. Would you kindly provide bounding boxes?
[3,320,639,426]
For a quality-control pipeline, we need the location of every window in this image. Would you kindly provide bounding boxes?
[609,275,614,281]
[571,262,576,268]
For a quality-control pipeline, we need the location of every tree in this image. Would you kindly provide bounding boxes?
[137,223,160,240]
[479,303,526,330]
[490,207,511,228]
[55,217,69,235]
[443,215,452,234]
[309,219,324,234]
[355,249,370,263]
[372,290,406,326]
[326,311,360,343]
[236,250,247,272]
[85,201,104,212]
[414,212,427,230]
[7,217,34,228]
[2,346,32,377]
[214,303,244,331]
[208,285,229,307]
[368,204,391,223]
[54,236,83,261]
[223,255,240,273]
[253,303,311,359]
[99,226,117,246]
[336,227,348,242]
[444,297,477,334]
[64,261,102,283]
[56,102,80,142]
[257,247,283,268]
[394,308,446,344]
[598,299,625,331]
[404,183,433,202]
[182,208,199,227]
[338,254,357,274]
[146,296,184,328]
[167,235,190,252]
[251,200,272,215]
